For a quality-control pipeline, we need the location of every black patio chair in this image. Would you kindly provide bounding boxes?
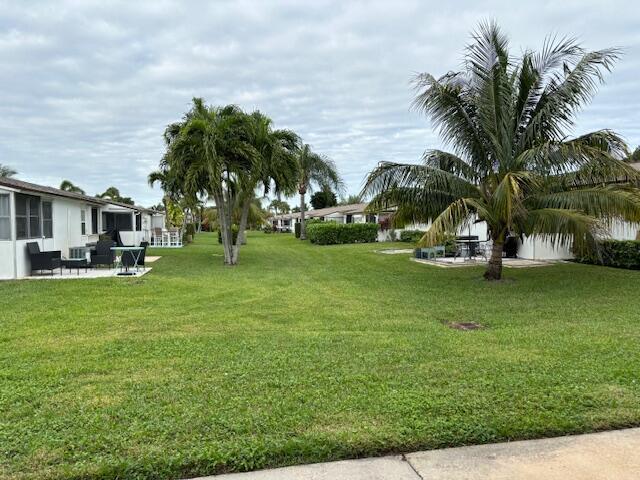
[91,240,116,268]
[27,242,62,275]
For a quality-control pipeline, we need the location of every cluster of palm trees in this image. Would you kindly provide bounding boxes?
[149,98,341,265]
[362,22,640,280]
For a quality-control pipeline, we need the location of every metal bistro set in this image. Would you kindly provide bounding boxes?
[414,236,491,262]
[26,237,148,277]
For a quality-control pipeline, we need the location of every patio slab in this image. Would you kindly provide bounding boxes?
[24,267,152,280]
[410,257,560,268]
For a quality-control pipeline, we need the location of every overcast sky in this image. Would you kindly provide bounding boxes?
[1,1,639,206]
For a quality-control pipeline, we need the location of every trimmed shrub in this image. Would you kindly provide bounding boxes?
[399,230,425,243]
[306,222,378,245]
[262,224,274,234]
[575,240,640,269]
[218,225,239,244]
[297,218,323,239]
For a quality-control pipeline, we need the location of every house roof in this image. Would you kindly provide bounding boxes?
[0,177,157,213]
[270,202,372,220]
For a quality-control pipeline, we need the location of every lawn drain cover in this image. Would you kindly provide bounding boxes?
[447,321,484,331]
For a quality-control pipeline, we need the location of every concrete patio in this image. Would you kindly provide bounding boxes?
[411,256,561,268]
[25,267,153,280]
[192,428,640,480]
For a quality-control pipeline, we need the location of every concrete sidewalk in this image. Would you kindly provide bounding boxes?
[192,428,640,480]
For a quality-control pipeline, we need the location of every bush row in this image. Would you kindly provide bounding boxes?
[575,240,640,269]
[399,230,424,243]
[294,218,324,238]
[306,222,378,245]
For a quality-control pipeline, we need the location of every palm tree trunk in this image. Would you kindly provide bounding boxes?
[214,191,233,265]
[232,197,251,263]
[299,191,307,240]
[484,241,504,280]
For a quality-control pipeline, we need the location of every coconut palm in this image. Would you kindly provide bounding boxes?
[0,164,17,178]
[97,186,134,205]
[362,22,640,280]
[59,180,85,194]
[296,144,342,240]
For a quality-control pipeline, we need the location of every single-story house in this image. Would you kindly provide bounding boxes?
[269,196,640,260]
[0,177,165,279]
[271,203,378,231]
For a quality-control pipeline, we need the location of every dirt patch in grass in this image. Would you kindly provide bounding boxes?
[446,321,485,331]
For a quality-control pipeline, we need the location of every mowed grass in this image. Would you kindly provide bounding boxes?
[1,232,640,479]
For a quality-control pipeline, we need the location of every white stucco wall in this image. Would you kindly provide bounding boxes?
[517,237,573,260]
[7,195,100,279]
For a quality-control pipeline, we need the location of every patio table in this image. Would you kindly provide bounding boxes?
[455,239,488,261]
[110,246,144,276]
[62,258,89,275]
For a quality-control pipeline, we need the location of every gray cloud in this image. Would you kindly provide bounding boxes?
[1,0,639,205]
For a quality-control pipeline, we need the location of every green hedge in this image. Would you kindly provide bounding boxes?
[575,240,640,269]
[306,222,378,245]
[399,230,424,243]
[296,218,323,239]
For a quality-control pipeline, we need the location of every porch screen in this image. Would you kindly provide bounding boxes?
[16,193,41,239]
[102,212,133,231]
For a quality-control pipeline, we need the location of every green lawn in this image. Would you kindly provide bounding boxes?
[2,232,640,479]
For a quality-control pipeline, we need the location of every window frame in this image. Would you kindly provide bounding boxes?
[80,209,86,235]
[91,207,99,234]
[16,193,42,240]
[42,201,53,238]
[0,193,10,240]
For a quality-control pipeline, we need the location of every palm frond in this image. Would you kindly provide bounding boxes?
[417,198,476,247]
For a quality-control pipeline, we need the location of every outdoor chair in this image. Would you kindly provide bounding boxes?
[91,240,116,268]
[27,242,62,275]
[138,241,149,267]
[152,228,163,246]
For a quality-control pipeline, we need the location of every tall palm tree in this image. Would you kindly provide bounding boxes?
[362,22,640,280]
[59,180,85,194]
[160,98,258,265]
[0,164,17,178]
[296,144,342,240]
[231,111,298,259]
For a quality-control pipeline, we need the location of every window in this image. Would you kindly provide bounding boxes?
[42,201,53,238]
[0,194,10,240]
[366,214,377,223]
[91,208,98,234]
[135,213,142,231]
[346,214,353,224]
[80,209,86,235]
[16,194,41,239]
[102,212,133,231]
